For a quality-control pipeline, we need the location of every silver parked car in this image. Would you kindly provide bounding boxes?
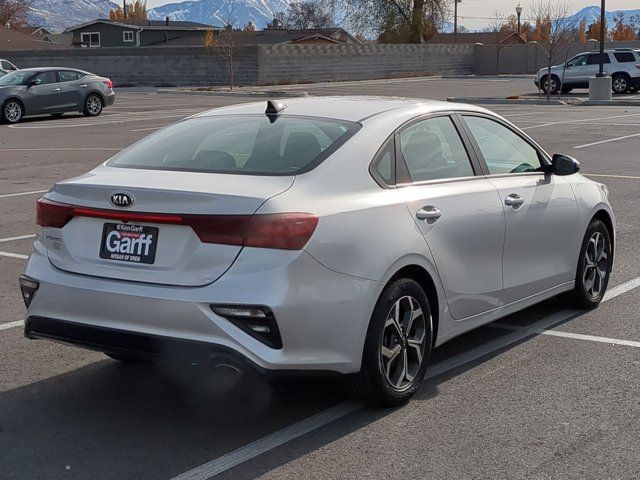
[20,97,614,406]
[0,67,115,124]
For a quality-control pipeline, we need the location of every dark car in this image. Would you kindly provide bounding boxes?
[0,67,115,124]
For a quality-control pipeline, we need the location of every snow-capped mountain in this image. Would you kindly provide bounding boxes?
[566,6,640,31]
[28,0,118,32]
[148,0,293,28]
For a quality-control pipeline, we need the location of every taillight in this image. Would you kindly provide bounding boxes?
[36,198,318,250]
[635,64,640,69]
[103,79,113,89]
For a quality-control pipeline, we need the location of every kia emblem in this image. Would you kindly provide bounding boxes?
[110,192,134,208]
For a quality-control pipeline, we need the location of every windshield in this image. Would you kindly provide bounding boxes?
[0,71,32,86]
[108,115,360,175]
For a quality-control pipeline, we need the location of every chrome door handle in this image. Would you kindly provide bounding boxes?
[52,88,61,91]
[416,206,442,222]
[504,194,524,208]
[80,85,87,88]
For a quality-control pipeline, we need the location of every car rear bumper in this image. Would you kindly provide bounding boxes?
[23,243,381,374]
[104,91,115,106]
[25,315,262,371]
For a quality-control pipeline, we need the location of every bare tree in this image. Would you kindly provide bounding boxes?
[0,0,32,26]
[279,0,335,29]
[530,1,574,100]
[205,9,237,90]
[345,0,447,43]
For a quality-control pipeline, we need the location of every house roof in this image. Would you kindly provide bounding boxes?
[231,28,361,46]
[0,29,68,51]
[64,19,218,33]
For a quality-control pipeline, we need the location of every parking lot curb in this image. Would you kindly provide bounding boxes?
[157,88,308,98]
[447,97,567,105]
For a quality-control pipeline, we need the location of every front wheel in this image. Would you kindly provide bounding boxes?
[567,219,612,309]
[83,94,103,117]
[540,75,560,95]
[348,278,433,407]
[1,99,23,124]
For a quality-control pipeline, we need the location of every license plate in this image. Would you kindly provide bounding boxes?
[99,223,159,264]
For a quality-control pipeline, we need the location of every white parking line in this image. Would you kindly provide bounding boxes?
[131,126,163,132]
[0,251,28,259]
[171,274,640,480]
[584,174,640,180]
[0,234,35,243]
[7,113,189,129]
[493,324,640,348]
[172,402,361,480]
[573,132,640,149]
[0,190,46,199]
[0,320,24,331]
[522,113,640,130]
[0,148,122,152]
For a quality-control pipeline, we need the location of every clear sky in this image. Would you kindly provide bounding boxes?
[144,0,640,30]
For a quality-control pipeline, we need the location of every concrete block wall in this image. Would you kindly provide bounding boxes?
[0,46,260,86]
[257,43,475,85]
[1,43,475,87]
[474,41,640,75]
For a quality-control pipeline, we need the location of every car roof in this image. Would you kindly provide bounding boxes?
[196,96,490,123]
[14,67,92,74]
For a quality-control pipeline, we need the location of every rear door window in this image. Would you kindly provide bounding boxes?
[58,71,81,82]
[108,115,360,175]
[587,53,611,65]
[398,116,475,182]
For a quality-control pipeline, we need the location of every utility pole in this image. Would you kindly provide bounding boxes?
[516,3,522,42]
[123,0,128,21]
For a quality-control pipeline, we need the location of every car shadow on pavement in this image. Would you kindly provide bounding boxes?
[0,297,584,480]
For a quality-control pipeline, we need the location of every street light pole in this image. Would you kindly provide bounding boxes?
[597,0,606,77]
[516,3,522,42]
[454,0,458,44]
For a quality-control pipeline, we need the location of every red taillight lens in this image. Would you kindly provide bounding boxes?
[36,198,318,250]
[36,198,73,228]
[104,79,113,89]
[244,213,318,250]
[636,64,640,69]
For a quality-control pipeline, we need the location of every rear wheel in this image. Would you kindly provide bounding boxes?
[567,219,612,309]
[540,75,560,95]
[612,74,630,94]
[348,278,432,407]
[1,99,23,124]
[83,94,103,117]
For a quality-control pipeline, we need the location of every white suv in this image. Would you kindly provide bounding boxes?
[535,49,640,94]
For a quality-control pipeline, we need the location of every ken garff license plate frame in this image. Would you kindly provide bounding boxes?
[99,223,159,264]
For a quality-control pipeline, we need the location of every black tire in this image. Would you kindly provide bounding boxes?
[50,113,64,118]
[612,74,630,94]
[540,75,560,95]
[83,93,103,117]
[1,99,24,124]
[566,219,612,309]
[560,86,573,94]
[348,278,433,407]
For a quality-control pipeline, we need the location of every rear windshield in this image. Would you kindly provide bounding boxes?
[108,115,360,175]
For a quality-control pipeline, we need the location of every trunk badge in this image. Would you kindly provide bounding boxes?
[110,192,135,208]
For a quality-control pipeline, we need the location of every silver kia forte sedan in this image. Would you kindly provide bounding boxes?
[20,97,614,406]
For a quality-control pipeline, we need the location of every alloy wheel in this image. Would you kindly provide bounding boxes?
[86,96,102,115]
[380,295,428,391]
[543,77,557,94]
[4,101,21,122]
[583,231,609,299]
[613,77,628,93]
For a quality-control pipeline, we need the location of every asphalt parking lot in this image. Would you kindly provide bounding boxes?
[1,76,640,480]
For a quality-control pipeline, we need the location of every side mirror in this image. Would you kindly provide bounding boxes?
[551,154,580,176]
[26,79,41,88]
